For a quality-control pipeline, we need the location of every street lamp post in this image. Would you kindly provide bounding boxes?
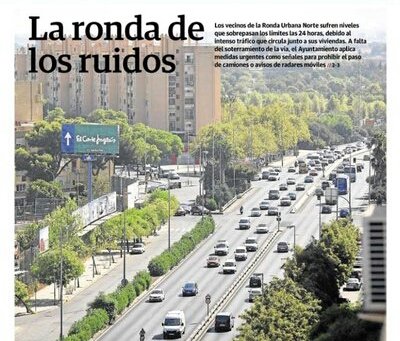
[317,194,322,237]
[120,177,128,287]
[277,212,282,232]
[168,177,171,251]
[59,225,64,340]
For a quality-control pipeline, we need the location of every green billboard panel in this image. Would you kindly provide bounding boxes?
[61,124,119,155]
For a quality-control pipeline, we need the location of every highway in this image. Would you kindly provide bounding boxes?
[98,150,369,341]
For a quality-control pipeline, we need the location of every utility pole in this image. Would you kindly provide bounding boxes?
[368,148,372,205]
[349,150,352,217]
[168,177,171,251]
[120,176,127,286]
[212,131,215,199]
[59,225,64,340]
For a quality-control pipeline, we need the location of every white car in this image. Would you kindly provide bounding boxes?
[234,246,248,261]
[130,242,145,254]
[259,200,269,210]
[345,278,361,291]
[239,218,251,229]
[148,289,165,302]
[256,224,269,234]
[245,237,258,251]
[214,242,229,256]
[268,172,280,181]
[286,177,296,185]
[222,259,237,274]
[248,288,263,302]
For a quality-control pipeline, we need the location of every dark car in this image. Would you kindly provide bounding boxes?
[174,206,187,216]
[215,312,235,332]
[304,176,314,183]
[249,273,263,288]
[329,171,337,181]
[321,205,332,214]
[279,183,288,191]
[339,208,350,218]
[321,181,331,190]
[288,192,297,200]
[277,242,289,253]
[296,183,305,191]
[268,206,279,216]
[191,205,210,215]
[261,170,270,179]
[182,282,198,296]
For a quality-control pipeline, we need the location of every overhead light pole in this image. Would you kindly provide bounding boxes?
[168,176,171,251]
[59,225,64,340]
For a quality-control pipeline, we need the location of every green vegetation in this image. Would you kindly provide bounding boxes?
[368,131,386,204]
[237,219,381,340]
[15,279,33,314]
[148,216,215,276]
[65,271,151,341]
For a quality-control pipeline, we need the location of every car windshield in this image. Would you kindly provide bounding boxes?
[133,243,143,248]
[261,201,268,204]
[236,249,246,253]
[151,290,163,295]
[246,239,256,244]
[216,244,226,248]
[251,208,259,211]
[278,242,287,246]
[164,318,181,326]
[184,283,195,289]
[239,219,249,223]
[216,315,230,323]
[224,262,235,266]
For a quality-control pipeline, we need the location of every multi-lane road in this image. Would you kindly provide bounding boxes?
[98,151,369,341]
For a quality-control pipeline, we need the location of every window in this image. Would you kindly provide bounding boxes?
[16,184,26,192]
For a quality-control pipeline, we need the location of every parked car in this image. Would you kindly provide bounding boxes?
[168,171,180,180]
[280,196,291,206]
[174,206,187,216]
[239,218,251,229]
[321,205,332,214]
[244,237,258,251]
[259,200,270,210]
[279,183,288,191]
[256,223,269,234]
[234,246,248,261]
[286,177,296,185]
[248,288,263,302]
[206,256,220,268]
[296,183,306,191]
[182,282,198,296]
[148,289,165,302]
[345,278,361,291]
[130,242,145,254]
[277,241,289,253]
[268,206,279,216]
[222,259,237,274]
[288,192,297,200]
[250,207,262,217]
[214,312,235,332]
[191,205,210,215]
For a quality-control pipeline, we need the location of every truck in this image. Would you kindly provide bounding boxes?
[162,310,186,338]
[325,187,338,205]
[335,174,349,195]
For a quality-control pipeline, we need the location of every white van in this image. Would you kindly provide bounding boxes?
[162,310,185,338]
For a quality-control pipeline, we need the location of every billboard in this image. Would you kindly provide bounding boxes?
[61,124,119,155]
[38,226,49,253]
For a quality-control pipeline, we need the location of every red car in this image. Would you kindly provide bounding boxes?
[206,256,220,267]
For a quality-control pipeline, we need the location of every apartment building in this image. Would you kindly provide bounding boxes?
[15,36,221,136]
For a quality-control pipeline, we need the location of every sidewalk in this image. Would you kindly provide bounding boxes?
[14,153,304,340]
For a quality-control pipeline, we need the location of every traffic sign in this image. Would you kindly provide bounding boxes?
[61,124,119,155]
[205,294,211,304]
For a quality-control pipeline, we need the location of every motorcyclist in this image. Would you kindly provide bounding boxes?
[240,206,243,215]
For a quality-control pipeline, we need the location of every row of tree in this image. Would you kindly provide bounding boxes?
[237,219,382,340]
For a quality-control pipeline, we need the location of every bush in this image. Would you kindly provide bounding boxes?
[205,198,217,211]
[67,308,109,341]
[148,216,215,276]
[88,293,118,324]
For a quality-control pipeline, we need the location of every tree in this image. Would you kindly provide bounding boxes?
[31,248,84,286]
[15,279,33,314]
[26,179,66,204]
[237,277,321,341]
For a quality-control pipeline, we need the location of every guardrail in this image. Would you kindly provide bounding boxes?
[189,228,281,340]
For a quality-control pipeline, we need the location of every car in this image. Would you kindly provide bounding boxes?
[261,170,270,179]
[168,171,180,180]
[248,288,263,302]
[277,241,289,253]
[206,256,220,267]
[308,160,316,167]
[279,183,288,191]
[329,171,337,181]
[321,160,329,167]
[239,218,251,229]
[288,167,296,173]
[130,242,145,254]
[256,223,269,234]
[345,278,361,291]
[182,282,198,296]
[336,165,345,174]
[288,192,297,200]
[280,196,291,206]
[268,206,279,216]
[191,205,210,215]
[234,246,248,261]
[354,256,363,269]
[315,165,323,171]
[214,242,229,256]
[259,200,270,210]
[253,173,262,181]
[148,289,165,302]
[296,183,305,191]
[214,312,235,332]
[245,237,258,251]
[304,175,314,183]
[162,311,186,339]
[222,259,237,274]
[321,181,331,190]
[268,172,280,181]
[321,205,332,214]
[249,273,263,287]
[339,208,350,218]
[274,167,282,173]
[250,208,262,217]
[268,189,280,200]
[180,203,192,214]
[356,163,364,171]
[309,169,318,176]
[286,177,296,185]
[314,188,324,197]
[174,206,187,216]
